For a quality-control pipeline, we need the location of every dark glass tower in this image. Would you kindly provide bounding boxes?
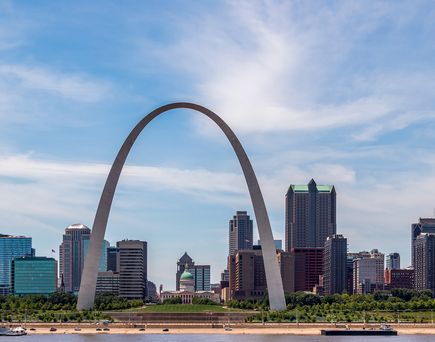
[229,211,253,255]
[285,179,336,250]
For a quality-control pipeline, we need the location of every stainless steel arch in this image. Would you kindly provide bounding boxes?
[77,102,286,311]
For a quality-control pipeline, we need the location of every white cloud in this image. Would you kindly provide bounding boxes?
[0,64,110,103]
[139,1,435,141]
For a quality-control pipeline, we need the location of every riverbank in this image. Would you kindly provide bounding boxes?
[6,323,435,335]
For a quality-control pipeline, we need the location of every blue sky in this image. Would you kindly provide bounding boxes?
[1,1,435,289]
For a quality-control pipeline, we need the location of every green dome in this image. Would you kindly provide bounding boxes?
[180,270,194,280]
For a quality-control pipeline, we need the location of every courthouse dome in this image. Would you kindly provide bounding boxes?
[180,270,194,280]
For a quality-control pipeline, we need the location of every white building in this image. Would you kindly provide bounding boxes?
[160,269,219,304]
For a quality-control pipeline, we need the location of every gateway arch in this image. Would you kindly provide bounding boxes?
[77,102,286,311]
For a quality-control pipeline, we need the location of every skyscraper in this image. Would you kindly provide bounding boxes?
[285,179,336,250]
[229,211,253,255]
[323,234,347,295]
[84,239,109,273]
[414,233,435,294]
[386,252,400,270]
[191,265,211,291]
[411,218,435,266]
[0,234,33,295]
[107,246,119,272]
[59,224,90,293]
[117,240,147,300]
[12,256,57,295]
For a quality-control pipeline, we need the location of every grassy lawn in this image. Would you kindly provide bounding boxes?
[122,304,247,313]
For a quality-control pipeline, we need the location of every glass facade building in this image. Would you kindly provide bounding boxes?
[0,234,32,295]
[12,257,57,295]
[84,239,109,272]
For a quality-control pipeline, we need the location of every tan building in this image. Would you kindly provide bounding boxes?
[228,248,292,299]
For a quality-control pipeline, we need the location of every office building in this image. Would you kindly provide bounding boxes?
[386,252,400,270]
[258,240,283,250]
[411,218,435,267]
[0,234,33,295]
[228,249,266,299]
[117,240,147,300]
[277,250,294,293]
[384,268,414,289]
[59,223,90,293]
[84,239,109,273]
[352,249,385,294]
[414,233,435,294]
[229,211,253,255]
[323,235,347,295]
[346,253,360,294]
[147,280,158,301]
[96,271,119,295]
[292,247,324,292]
[285,179,336,250]
[12,256,57,295]
[191,265,211,291]
[107,246,119,272]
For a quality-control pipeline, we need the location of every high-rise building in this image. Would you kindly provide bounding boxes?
[386,252,400,270]
[323,234,347,295]
[84,239,109,273]
[12,256,57,295]
[0,234,33,295]
[258,240,283,250]
[414,233,435,294]
[59,224,90,293]
[117,240,147,300]
[277,250,294,293]
[107,246,119,272]
[352,249,385,294]
[229,211,253,255]
[96,271,119,295]
[411,218,435,266]
[228,248,292,299]
[346,253,359,294]
[292,247,324,292]
[191,265,211,291]
[228,249,266,299]
[285,179,336,250]
[147,280,158,301]
[384,268,414,289]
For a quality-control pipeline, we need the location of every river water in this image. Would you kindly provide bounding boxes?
[1,335,433,342]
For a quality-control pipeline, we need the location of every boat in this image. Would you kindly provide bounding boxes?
[321,325,397,336]
[0,327,27,336]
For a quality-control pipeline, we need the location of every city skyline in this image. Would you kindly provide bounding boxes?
[1,1,435,289]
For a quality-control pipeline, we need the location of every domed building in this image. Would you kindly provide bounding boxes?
[160,266,219,304]
[179,269,195,292]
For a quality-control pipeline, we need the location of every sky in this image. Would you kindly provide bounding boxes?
[1,0,435,289]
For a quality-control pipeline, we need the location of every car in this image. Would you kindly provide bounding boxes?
[139,328,146,331]
[96,328,102,331]
[30,328,36,331]
[49,327,57,332]
[162,328,169,332]
[74,327,81,331]
[103,328,110,331]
